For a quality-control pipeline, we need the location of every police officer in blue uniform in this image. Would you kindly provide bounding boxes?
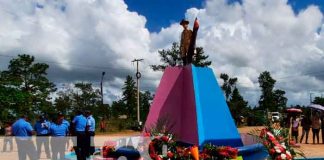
[72,111,87,160]
[50,114,69,160]
[85,110,96,157]
[12,115,37,160]
[34,115,51,159]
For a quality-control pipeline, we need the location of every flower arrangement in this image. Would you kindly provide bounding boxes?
[148,133,239,160]
[259,128,293,160]
[201,144,238,159]
[251,122,305,160]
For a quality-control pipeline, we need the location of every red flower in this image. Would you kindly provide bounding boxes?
[263,141,269,146]
[269,149,276,155]
[278,136,284,141]
[286,153,292,159]
[260,129,267,138]
[143,132,151,137]
[219,151,230,157]
[161,136,169,142]
[183,148,191,157]
[200,153,210,159]
[276,155,283,160]
[167,151,174,158]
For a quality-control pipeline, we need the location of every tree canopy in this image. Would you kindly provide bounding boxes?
[0,54,56,119]
[151,42,212,71]
[258,71,287,112]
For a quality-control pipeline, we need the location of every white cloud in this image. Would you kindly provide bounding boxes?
[153,0,324,106]
[1,0,324,106]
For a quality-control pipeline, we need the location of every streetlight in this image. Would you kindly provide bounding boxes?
[101,72,105,106]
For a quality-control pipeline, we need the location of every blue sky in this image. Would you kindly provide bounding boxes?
[125,0,324,32]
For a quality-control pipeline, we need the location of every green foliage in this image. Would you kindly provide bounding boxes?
[0,54,56,120]
[313,96,324,106]
[151,42,181,71]
[122,75,137,120]
[219,73,249,125]
[73,82,101,111]
[151,42,212,71]
[258,71,287,112]
[220,73,237,101]
[140,91,153,122]
[228,87,249,122]
[111,100,126,119]
[192,47,212,67]
[273,89,288,111]
[54,82,106,119]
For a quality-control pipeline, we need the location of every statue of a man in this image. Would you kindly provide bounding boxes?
[180,19,192,66]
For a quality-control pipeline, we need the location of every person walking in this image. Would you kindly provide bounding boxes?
[291,116,299,143]
[312,113,321,144]
[34,115,51,159]
[85,110,96,158]
[300,115,311,144]
[72,111,88,160]
[12,115,37,160]
[50,115,69,160]
[2,122,13,152]
[99,118,106,132]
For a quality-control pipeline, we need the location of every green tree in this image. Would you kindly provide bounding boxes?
[258,71,287,112]
[72,82,101,112]
[193,47,212,67]
[228,87,249,122]
[111,100,126,119]
[220,73,238,101]
[54,90,73,116]
[121,75,137,120]
[258,71,276,111]
[140,91,153,122]
[0,54,56,117]
[273,89,287,111]
[313,97,324,106]
[151,42,212,71]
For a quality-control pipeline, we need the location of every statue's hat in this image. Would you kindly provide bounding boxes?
[180,19,189,25]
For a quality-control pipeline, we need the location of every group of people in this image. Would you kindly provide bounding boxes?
[290,111,324,144]
[2,110,96,160]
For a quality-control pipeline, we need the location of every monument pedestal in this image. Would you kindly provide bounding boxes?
[144,65,243,147]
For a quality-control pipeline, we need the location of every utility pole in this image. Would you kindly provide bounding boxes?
[132,59,144,123]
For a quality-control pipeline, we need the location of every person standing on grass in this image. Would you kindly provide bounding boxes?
[300,115,311,144]
[312,112,321,144]
[291,116,299,143]
[2,122,13,152]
